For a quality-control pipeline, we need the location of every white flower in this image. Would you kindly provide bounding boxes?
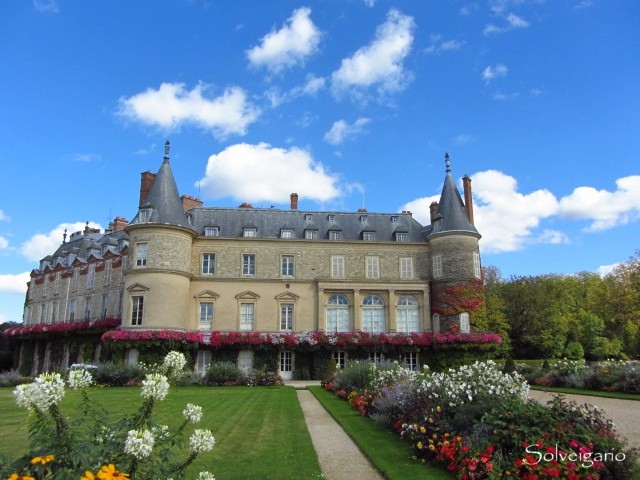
[198,472,216,480]
[190,429,216,453]
[68,369,94,389]
[124,429,155,459]
[151,424,170,441]
[141,373,170,401]
[163,351,187,374]
[183,403,203,423]
[14,373,65,412]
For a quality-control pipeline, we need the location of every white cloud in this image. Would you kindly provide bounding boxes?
[324,118,371,145]
[460,3,480,16]
[483,4,530,35]
[263,74,326,107]
[19,221,102,262]
[558,175,640,232]
[197,143,341,204]
[71,153,102,162]
[331,9,415,101]
[0,272,30,296]
[0,210,9,222]
[246,7,322,74]
[33,0,59,13]
[482,64,508,82]
[597,263,619,277]
[0,236,9,250]
[363,0,376,6]
[453,134,473,145]
[425,35,465,55]
[118,83,260,139]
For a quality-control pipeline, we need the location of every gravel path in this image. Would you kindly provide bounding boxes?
[528,390,640,449]
[296,389,384,480]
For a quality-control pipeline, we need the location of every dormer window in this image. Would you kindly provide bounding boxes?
[327,214,335,222]
[305,229,318,240]
[395,232,408,242]
[359,215,368,223]
[362,231,375,241]
[329,230,342,240]
[280,229,294,239]
[205,227,219,237]
[391,215,399,223]
[243,228,257,238]
[118,239,128,252]
[304,214,313,222]
[138,208,151,222]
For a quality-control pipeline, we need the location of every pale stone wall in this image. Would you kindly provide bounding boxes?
[429,233,480,280]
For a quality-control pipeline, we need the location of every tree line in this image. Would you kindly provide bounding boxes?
[481,250,640,360]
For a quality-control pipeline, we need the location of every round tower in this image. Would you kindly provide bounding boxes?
[124,141,196,331]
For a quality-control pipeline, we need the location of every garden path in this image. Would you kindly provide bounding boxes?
[529,390,640,449]
[296,388,385,480]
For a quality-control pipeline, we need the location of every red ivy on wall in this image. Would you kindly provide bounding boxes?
[432,279,485,317]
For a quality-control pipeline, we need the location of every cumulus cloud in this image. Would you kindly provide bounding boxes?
[0,236,9,250]
[324,118,371,145]
[0,210,9,222]
[263,74,326,107]
[425,35,465,55]
[331,9,415,101]
[558,175,640,232]
[19,221,102,262]
[246,7,322,73]
[197,143,341,204]
[482,64,508,82]
[483,11,529,35]
[0,272,30,296]
[118,83,260,139]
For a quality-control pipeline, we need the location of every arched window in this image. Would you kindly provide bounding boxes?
[361,294,385,333]
[397,295,420,333]
[326,294,350,332]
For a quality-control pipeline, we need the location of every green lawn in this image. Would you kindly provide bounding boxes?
[0,386,323,480]
[309,386,454,480]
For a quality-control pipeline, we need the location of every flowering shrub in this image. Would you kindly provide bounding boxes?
[5,318,121,337]
[1,352,217,480]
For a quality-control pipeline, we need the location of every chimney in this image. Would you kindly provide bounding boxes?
[109,216,129,232]
[429,202,439,223]
[290,193,299,210]
[139,171,156,207]
[462,175,474,225]
[181,194,203,211]
[239,202,253,209]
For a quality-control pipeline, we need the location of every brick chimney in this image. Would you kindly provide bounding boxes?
[139,171,156,206]
[109,217,129,232]
[290,193,299,210]
[462,175,474,225]
[181,194,203,211]
[429,202,439,223]
[239,202,253,208]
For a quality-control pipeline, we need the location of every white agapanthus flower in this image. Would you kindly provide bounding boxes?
[189,429,216,453]
[14,373,65,412]
[163,351,187,373]
[183,403,203,423]
[198,472,216,480]
[68,369,94,389]
[124,428,155,459]
[141,373,170,401]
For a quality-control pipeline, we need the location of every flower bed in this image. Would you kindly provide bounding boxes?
[4,318,121,337]
[324,360,639,479]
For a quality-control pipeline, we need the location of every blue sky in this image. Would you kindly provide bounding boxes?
[1,0,639,323]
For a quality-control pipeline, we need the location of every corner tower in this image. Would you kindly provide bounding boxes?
[425,153,484,333]
[124,141,196,331]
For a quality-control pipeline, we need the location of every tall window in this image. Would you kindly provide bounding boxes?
[202,253,215,275]
[71,269,78,291]
[400,257,413,279]
[43,276,48,296]
[53,272,60,294]
[135,243,148,267]
[238,350,254,372]
[68,298,76,321]
[280,304,294,331]
[39,305,46,323]
[50,301,58,323]
[326,294,350,332]
[84,296,92,320]
[196,350,212,376]
[432,313,441,333]
[397,295,419,333]
[365,256,379,279]
[281,255,294,277]
[131,296,144,326]
[104,260,112,285]
[240,303,254,330]
[432,255,443,278]
[86,264,95,288]
[101,293,108,318]
[361,294,385,333]
[473,252,481,279]
[460,312,470,333]
[199,302,213,328]
[331,255,345,278]
[242,254,255,276]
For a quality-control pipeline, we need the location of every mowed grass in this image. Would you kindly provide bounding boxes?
[309,386,454,480]
[0,386,323,480]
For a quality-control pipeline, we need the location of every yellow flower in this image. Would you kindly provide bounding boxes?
[417,442,423,449]
[30,454,55,465]
[8,475,35,480]
[436,406,442,413]
[419,426,426,433]
[81,471,96,480]
[97,464,130,480]
[429,444,435,451]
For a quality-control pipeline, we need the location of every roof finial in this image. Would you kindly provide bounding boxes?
[444,152,451,173]
[63,229,67,244]
[164,140,170,162]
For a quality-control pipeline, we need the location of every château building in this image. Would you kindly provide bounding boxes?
[9,142,496,378]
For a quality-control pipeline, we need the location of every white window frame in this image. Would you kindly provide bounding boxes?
[138,208,151,222]
[131,295,144,326]
[280,304,294,331]
[50,301,58,323]
[326,294,350,332]
[239,302,255,331]
[403,352,420,371]
[361,294,385,333]
[135,243,148,268]
[395,232,408,242]
[242,254,256,276]
[84,296,92,320]
[196,350,212,376]
[333,351,347,369]
[329,230,342,240]
[281,255,294,277]
[202,253,215,275]
[365,256,380,279]
[305,229,318,240]
[238,350,254,372]
[331,255,345,279]
[473,252,481,279]
[368,351,384,363]
[432,313,441,333]
[460,312,471,333]
[363,231,375,241]
[432,255,443,278]
[53,272,60,294]
[68,298,76,322]
[204,227,219,237]
[400,257,413,279]
[104,259,112,285]
[86,264,95,289]
[396,295,420,333]
[199,302,214,329]
[243,228,257,238]
[280,229,294,239]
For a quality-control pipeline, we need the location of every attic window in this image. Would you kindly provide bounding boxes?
[118,239,128,252]
[305,229,318,240]
[138,208,151,222]
[395,232,408,242]
[327,214,336,222]
[329,230,342,240]
[362,231,375,241]
[359,215,368,223]
[204,227,219,237]
[391,215,399,223]
[281,229,294,239]
[243,228,257,238]
[305,214,313,222]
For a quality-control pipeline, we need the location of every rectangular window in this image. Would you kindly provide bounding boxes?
[202,253,215,275]
[243,228,257,238]
[395,232,407,242]
[368,351,384,363]
[50,301,58,323]
[104,260,112,285]
[196,350,212,376]
[280,304,294,331]
[460,313,470,333]
[400,257,413,279]
[329,230,342,240]
[204,227,219,237]
[136,243,148,267]
[473,252,481,279]
[68,298,76,321]
[432,313,441,333]
[86,264,95,288]
[281,229,293,238]
[365,256,379,279]
[84,296,91,320]
[138,209,151,222]
[362,231,375,241]
[39,305,46,323]
[120,257,128,282]
[53,272,60,294]
[240,303,254,331]
[403,352,420,371]
[242,254,255,276]
[238,350,254,372]
[199,302,213,328]
[331,255,345,278]
[101,293,108,318]
[43,277,48,296]
[71,269,78,291]
[305,229,318,240]
[432,255,443,278]
[333,351,346,369]
[281,255,294,277]
[131,296,144,326]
